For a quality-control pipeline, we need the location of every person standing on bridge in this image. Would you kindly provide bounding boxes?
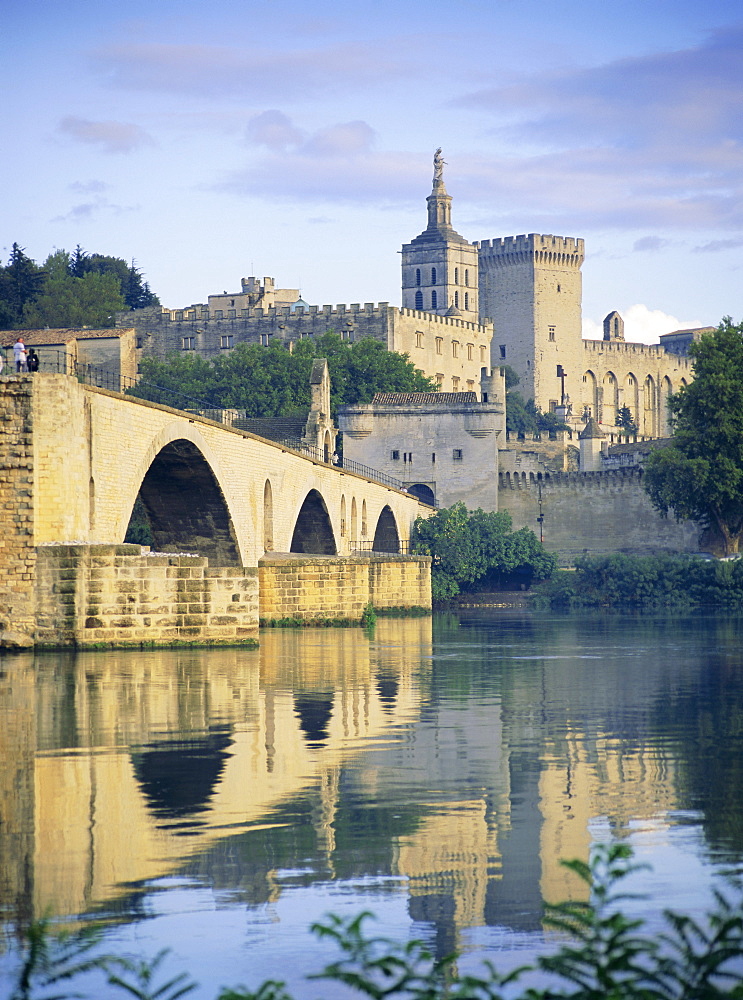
[26,348,39,373]
[13,337,27,373]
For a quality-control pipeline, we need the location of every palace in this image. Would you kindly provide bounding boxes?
[116,151,708,439]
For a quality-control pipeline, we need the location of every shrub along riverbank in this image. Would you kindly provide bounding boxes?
[535,552,743,609]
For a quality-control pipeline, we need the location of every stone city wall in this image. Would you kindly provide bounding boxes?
[498,468,701,565]
[259,554,431,621]
[35,545,259,648]
[0,377,36,645]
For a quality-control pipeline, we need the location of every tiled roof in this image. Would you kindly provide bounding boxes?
[1,328,134,347]
[371,392,478,405]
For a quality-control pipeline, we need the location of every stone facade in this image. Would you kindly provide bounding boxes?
[35,545,259,647]
[338,368,506,511]
[0,377,35,646]
[498,469,701,565]
[117,301,492,395]
[259,553,431,621]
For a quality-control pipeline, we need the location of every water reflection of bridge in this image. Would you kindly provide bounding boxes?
[0,616,686,953]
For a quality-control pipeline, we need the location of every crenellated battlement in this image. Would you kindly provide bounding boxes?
[498,467,644,490]
[582,340,693,366]
[476,234,585,264]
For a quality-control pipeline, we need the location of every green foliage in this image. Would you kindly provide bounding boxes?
[22,251,125,329]
[644,318,743,554]
[9,845,743,1000]
[505,369,568,436]
[412,502,556,600]
[616,405,638,435]
[124,496,154,546]
[537,552,743,609]
[106,950,196,1000]
[0,244,45,328]
[361,603,377,629]
[130,334,437,417]
[9,916,105,1000]
[0,244,159,330]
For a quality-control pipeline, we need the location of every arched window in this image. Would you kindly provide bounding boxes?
[415,268,421,286]
[454,267,459,285]
[464,269,469,286]
[415,290,423,310]
[431,267,437,285]
[464,292,469,311]
[431,291,437,309]
[340,495,346,537]
[454,290,459,308]
[351,497,358,544]
[361,500,368,538]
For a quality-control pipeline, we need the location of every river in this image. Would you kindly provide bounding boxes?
[1,609,743,997]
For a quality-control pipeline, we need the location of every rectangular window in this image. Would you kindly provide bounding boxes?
[260,334,269,346]
[391,450,400,460]
[136,336,143,349]
[452,448,463,461]
[499,345,506,359]
[436,373,444,386]
[549,400,558,412]
[415,332,424,348]
[431,452,436,463]
[435,337,443,355]
[452,340,459,358]
[466,380,475,392]
[214,310,223,319]
[452,376,460,391]
[228,309,236,319]
[548,326,556,341]
[220,334,233,349]
[467,343,474,360]
[181,337,195,350]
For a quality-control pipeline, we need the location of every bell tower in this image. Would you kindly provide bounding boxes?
[401,150,479,320]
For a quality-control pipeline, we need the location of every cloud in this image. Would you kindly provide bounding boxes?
[633,237,670,253]
[453,24,743,232]
[218,115,422,203]
[584,304,704,345]
[52,199,140,223]
[69,179,110,194]
[246,110,304,152]
[90,41,410,101]
[58,117,155,154]
[693,237,743,253]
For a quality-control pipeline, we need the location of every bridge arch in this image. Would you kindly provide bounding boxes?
[134,438,241,564]
[372,505,401,553]
[290,489,337,554]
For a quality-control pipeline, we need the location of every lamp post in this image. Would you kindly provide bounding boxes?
[556,364,568,406]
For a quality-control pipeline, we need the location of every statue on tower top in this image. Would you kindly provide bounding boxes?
[433,147,446,183]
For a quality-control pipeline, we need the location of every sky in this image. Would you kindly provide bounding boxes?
[3,0,742,344]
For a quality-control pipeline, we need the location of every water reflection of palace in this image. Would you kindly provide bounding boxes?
[0,615,693,955]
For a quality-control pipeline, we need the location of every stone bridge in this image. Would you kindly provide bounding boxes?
[0,375,431,648]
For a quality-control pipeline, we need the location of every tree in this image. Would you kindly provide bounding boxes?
[505,368,568,437]
[131,334,437,416]
[0,243,45,327]
[21,250,125,329]
[412,502,556,600]
[644,318,743,555]
[616,405,638,435]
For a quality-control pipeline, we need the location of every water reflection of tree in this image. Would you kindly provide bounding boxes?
[652,642,743,860]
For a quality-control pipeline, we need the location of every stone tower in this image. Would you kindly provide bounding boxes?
[401,149,479,321]
[476,234,585,412]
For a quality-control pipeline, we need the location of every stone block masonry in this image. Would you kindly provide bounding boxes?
[35,545,259,648]
[0,377,36,645]
[498,469,701,566]
[259,554,432,621]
